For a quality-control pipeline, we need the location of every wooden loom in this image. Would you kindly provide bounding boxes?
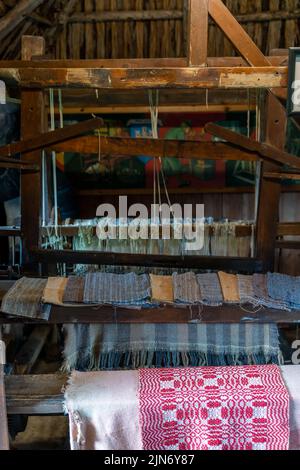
[0,0,299,418]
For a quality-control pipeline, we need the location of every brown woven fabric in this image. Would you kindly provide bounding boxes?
[218,272,240,303]
[1,277,47,319]
[63,276,85,304]
[42,277,68,306]
[150,275,173,304]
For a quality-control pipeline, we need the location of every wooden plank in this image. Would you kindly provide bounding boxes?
[5,374,66,415]
[204,122,300,170]
[188,0,208,66]
[208,0,271,66]
[64,10,183,22]
[0,0,46,41]
[0,118,103,158]
[21,35,45,60]
[276,240,300,250]
[0,56,286,68]
[50,136,258,161]
[14,326,51,375]
[0,66,287,89]
[256,92,287,271]
[56,104,256,114]
[264,172,300,181]
[31,248,263,272]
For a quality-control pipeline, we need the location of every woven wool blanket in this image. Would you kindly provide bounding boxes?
[62,323,282,371]
[196,273,223,306]
[252,274,290,311]
[1,277,50,320]
[172,272,201,304]
[150,275,173,304]
[218,272,240,303]
[65,365,297,451]
[267,273,300,309]
[139,365,289,450]
[63,276,85,304]
[83,272,151,305]
[237,274,257,304]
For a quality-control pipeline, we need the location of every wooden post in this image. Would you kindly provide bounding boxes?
[188,0,208,66]
[21,36,46,268]
[256,92,287,271]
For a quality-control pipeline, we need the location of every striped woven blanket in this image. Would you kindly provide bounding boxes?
[62,323,282,371]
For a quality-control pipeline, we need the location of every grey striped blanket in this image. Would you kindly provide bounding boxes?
[172,272,201,304]
[83,272,151,305]
[62,323,282,371]
[196,273,223,306]
[1,277,50,320]
[253,274,290,311]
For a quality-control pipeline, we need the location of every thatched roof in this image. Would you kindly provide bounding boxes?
[0,0,299,59]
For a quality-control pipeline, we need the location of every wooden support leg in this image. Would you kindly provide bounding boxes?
[20,36,46,269]
[256,92,287,271]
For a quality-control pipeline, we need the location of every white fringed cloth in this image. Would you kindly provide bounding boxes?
[64,365,300,451]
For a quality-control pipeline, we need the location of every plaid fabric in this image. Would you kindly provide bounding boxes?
[237,274,256,304]
[63,276,85,304]
[196,273,223,306]
[253,274,290,311]
[267,273,300,309]
[1,277,49,320]
[62,323,282,371]
[83,272,151,305]
[218,272,240,303]
[172,272,201,304]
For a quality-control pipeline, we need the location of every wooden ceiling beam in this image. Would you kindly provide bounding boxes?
[0,0,46,41]
[208,0,271,67]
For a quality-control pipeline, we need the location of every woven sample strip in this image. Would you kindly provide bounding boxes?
[63,276,85,304]
[83,272,151,305]
[218,271,240,303]
[62,323,282,371]
[1,277,48,319]
[150,275,173,304]
[267,273,300,309]
[196,273,223,306]
[237,274,256,304]
[172,272,201,304]
[139,365,290,450]
[252,274,290,311]
[42,277,68,306]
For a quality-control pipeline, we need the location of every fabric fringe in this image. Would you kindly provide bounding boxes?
[61,349,282,373]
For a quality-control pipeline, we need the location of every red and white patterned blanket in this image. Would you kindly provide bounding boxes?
[139,365,289,450]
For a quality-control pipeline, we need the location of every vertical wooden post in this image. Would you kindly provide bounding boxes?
[21,36,46,268]
[187,0,208,66]
[256,91,287,271]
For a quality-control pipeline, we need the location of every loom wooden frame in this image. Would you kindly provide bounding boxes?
[0,0,292,274]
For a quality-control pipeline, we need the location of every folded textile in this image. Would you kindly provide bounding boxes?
[237,274,256,304]
[253,274,290,311]
[1,277,49,320]
[150,275,173,304]
[42,277,68,306]
[196,273,223,306]
[65,365,296,451]
[83,272,151,305]
[218,271,240,303]
[62,323,282,371]
[172,272,201,304]
[139,365,289,450]
[267,272,300,309]
[63,276,85,304]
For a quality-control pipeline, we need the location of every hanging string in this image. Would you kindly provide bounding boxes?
[41,150,47,227]
[254,89,262,224]
[49,89,59,237]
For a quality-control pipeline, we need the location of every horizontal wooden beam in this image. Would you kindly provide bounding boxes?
[205,123,300,170]
[0,118,103,158]
[0,66,287,89]
[31,248,263,272]
[264,172,300,181]
[5,374,66,415]
[51,136,258,161]
[61,10,183,23]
